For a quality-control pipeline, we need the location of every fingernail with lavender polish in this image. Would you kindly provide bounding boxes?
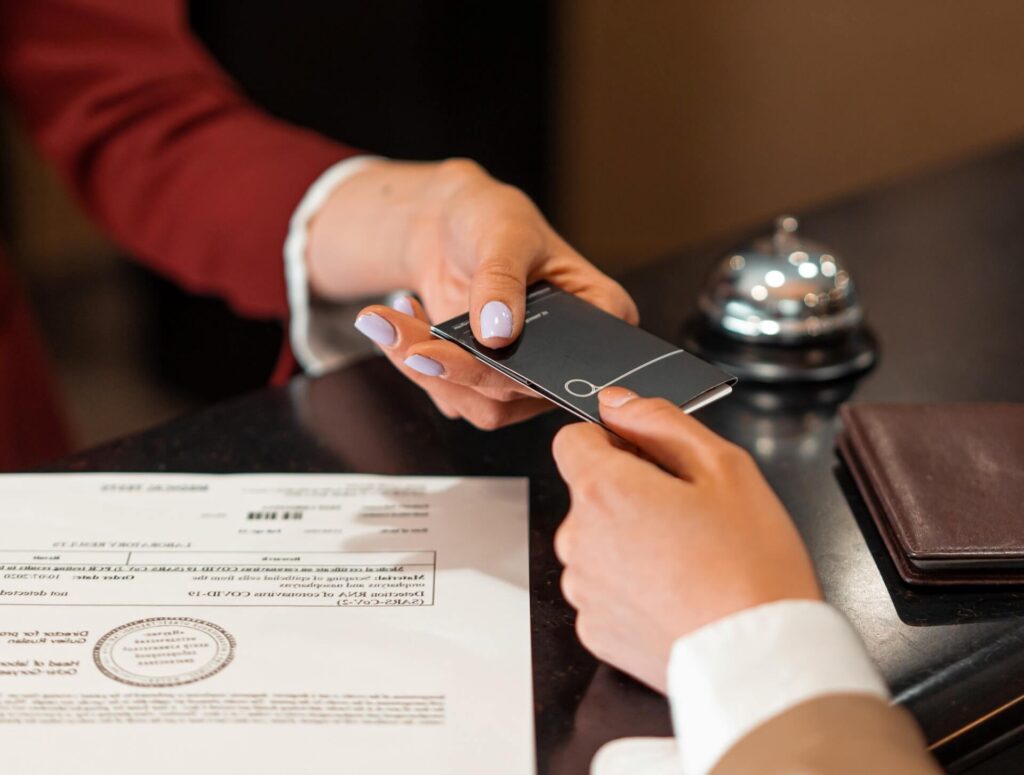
[392,296,415,316]
[404,354,445,377]
[480,300,513,340]
[354,313,396,347]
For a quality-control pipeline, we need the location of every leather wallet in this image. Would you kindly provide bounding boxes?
[838,403,1024,586]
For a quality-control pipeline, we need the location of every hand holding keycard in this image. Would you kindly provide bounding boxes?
[431,282,735,427]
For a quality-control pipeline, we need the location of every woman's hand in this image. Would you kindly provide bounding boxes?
[306,158,637,429]
[551,388,821,692]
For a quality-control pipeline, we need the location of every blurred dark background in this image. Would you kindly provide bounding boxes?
[3,1,1024,450]
[155,1,550,399]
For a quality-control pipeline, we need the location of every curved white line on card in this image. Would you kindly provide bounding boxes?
[563,349,686,398]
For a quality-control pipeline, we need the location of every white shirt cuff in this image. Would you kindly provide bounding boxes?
[283,155,384,376]
[667,599,888,775]
[591,738,680,775]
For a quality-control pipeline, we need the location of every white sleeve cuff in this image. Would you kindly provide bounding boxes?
[591,738,680,775]
[668,599,888,775]
[283,155,384,376]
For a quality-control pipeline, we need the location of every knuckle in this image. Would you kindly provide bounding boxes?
[589,640,613,664]
[601,469,634,501]
[472,415,501,431]
[494,385,525,403]
[620,294,641,325]
[647,398,683,421]
[552,424,584,461]
[436,157,486,185]
[553,520,575,564]
[456,367,488,390]
[571,473,605,506]
[595,281,640,325]
[429,396,460,420]
[493,182,532,209]
[559,570,578,607]
[477,255,527,290]
[624,397,676,423]
[574,616,592,648]
[466,403,505,431]
[710,441,753,473]
[575,616,606,659]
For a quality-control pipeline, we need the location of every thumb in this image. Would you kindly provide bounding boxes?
[596,388,735,481]
[468,233,542,347]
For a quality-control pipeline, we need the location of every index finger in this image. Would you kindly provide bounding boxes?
[597,392,733,481]
[552,422,656,488]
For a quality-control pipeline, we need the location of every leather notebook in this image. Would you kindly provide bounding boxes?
[838,403,1024,586]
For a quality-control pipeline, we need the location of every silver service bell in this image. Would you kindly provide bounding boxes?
[684,216,877,382]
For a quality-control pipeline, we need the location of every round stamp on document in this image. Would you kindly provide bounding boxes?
[93,617,235,688]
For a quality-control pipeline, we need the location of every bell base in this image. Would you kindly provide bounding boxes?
[682,318,878,383]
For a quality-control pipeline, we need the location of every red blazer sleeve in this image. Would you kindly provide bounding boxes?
[0,0,356,318]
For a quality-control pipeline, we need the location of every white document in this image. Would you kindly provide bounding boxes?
[0,474,534,775]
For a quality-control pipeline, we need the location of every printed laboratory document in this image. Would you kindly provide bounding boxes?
[0,474,533,775]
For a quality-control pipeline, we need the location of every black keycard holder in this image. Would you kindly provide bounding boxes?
[431,282,736,426]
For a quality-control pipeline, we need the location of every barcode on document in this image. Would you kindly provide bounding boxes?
[246,511,303,520]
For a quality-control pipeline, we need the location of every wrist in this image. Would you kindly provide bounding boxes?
[667,600,887,775]
[305,157,426,299]
[304,157,497,301]
[664,585,823,654]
